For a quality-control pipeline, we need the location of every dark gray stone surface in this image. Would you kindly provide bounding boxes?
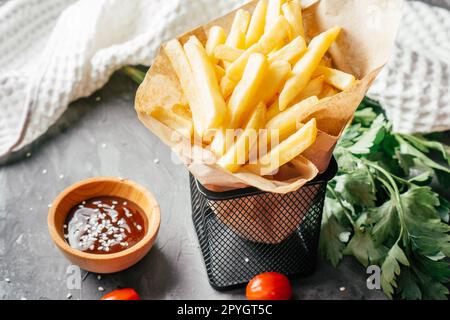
[0,73,386,300]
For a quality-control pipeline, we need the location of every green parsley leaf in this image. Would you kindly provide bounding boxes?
[343,231,388,267]
[348,114,386,155]
[334,169,376,207]
[380,243,409,299]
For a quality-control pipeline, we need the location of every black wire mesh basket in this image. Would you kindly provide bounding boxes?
[190,157,338,291]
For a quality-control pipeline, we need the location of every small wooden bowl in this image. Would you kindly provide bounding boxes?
[48,177,160,274]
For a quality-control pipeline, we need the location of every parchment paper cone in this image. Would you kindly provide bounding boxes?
[135,0,403,243]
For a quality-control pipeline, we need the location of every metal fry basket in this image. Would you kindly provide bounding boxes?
[190,157,338,291]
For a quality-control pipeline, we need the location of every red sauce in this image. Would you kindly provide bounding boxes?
[64,196,146,254]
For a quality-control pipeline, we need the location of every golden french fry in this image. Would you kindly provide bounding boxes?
[267,100,282,120]
[258,15,290,53]
[267,36,306,64]
[266,76,324,119]
[183,37,227,135]
[210,128,228,157]
[313,66,356,90]
[246,0,268,48]
[294,75,325,102]
[258,60,291,104]
[217,103,266,172]
[164,39,204,135]
[245,118,317,176]
[226,16,290,82]
[266,96,319,141]
[265,0,285,33]
[215,64,226,80]
[278,26,341,110]
[226,9,251,49]
[214,45,244,62]
[220,76,236,99]
[282,0,305,39]
[206,26,227,63]
[229,53,268,128]
[151,107,193,139]
[319,83,339,99]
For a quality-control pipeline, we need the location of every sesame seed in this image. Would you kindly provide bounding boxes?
[63,224,67,228]
[48,203,52,208]
[339,287,346,292]
[4,278,11,283]
[98,286,105,292]
[244,258,249,263]
[95,97,101,102]
[153,158,160,164]
[59,174,64,179]
[101,143,107,149]
[97,275,102,280]
[66,293,72,299]
[26,152,31,158]
[123,201,128,205]
[42,169,47,174]
[20,297,27,300]
[136,225,142,231]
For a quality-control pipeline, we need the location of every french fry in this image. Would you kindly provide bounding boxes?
[258,60,291,104]
[226,9,251,49]
[226,16,290,82]
[183,37,227,135]
[220,76,236,99]
[258,15,290,53]
[266,76,323,120]
[214,45,244,62]
[313,66,356,90]
[215,64,226,80]
[266,96,319,141]
[245,118,317,176]
[319,83,339,99]
[245,0,268,48]
[267,36,306,64]
[206,26,227,63]
[151,107,193,139]
[293,75,325,102]
[267,100,282,120]
[217,103,266,172]
[229,53,268,128]
[278,26,341,110]
[164,39,204,135]
[282,0,305,39]
[265,0,285,33]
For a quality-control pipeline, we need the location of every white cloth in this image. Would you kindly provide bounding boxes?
[0,0,449,157]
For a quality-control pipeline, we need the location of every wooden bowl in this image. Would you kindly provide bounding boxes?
[48,177,160,274]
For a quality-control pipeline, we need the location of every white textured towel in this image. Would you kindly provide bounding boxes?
[0,0,449,157]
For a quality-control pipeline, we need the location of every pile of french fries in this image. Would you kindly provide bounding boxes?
[157,0,356,177]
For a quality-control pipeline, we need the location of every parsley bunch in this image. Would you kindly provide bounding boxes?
[320,97,450,300]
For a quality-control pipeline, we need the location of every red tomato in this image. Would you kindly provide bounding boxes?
[100,288,140,300]
[246,272,292,300]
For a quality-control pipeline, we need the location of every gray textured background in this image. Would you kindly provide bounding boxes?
[0,0,448,300]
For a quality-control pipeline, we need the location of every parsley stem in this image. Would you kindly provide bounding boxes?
[363,160,409,244]
[326,185,357,229]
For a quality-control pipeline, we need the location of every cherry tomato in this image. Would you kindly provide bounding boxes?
[100,288,140,300]
[246,272,292,300]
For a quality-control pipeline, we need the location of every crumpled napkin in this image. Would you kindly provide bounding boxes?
[0,0,448,157]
